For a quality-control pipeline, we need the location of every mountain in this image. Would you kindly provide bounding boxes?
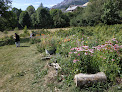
[52,0,89,9]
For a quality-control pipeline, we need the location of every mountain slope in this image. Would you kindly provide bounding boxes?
[52,0,89,9]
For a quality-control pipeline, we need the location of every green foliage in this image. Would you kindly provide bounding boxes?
[14,27,19,31]
[31,13,38,28]
[26,5,35,17]
[50,9,69,28]
[12,7,22,20]
[23,26,28,34]
[30,37,41,44]
[0,0,12,16]
[36,43,45,53]
[0,17,8,31]
[0,35,15,46]
[36,7,53,28]
[19,11,31,28]
[101,0,120,24]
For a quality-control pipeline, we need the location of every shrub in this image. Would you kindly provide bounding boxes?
[23,25,28,34]
[14,27,19,31]
[30,37,41,44]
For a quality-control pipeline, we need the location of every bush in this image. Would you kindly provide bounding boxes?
[14,27,19,31]
[0,35,15,46]
[30,37,41,44]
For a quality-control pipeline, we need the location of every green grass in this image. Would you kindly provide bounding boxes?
[0,39,51,92]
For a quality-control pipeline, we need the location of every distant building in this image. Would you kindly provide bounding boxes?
[66,2,89,12]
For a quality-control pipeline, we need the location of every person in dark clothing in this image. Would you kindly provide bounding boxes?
[15,33,20,47]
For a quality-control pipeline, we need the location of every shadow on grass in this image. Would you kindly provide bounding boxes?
[19,46,30,47]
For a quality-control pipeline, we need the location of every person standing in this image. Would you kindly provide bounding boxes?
[15,33,20,47]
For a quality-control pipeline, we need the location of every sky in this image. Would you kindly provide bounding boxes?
[12,0,64,10]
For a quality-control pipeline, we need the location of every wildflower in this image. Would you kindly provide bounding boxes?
[71,48,75,50]
[103,57,106,60]
[88,49,94,53]
[112,38,116,41]
[74,52,77,54]
[111,59,115,61]
[73,59,78,63]
[69,52,72,54]
[41,34,45,36]
[85,52,88,55]
[78,54,80,56]
[82,45,89,49]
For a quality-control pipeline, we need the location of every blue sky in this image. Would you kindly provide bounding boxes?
[12,0,64,10]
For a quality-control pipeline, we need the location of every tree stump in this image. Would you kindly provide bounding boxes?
[74,72,107,87]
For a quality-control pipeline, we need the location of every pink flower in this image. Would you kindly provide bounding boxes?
[111,59,115,61]
[112,38,116,41]
[116,41,118,43]
[74,52,77,54]
[91,54,93,56]
[85,52,88,55]
[69,52,72,54]
[78,54,80,56]
[73,59,78,63]
[82,46,89,49]
[71,48,75,50]
[103,57,106,60]
[88,49,94,53]
[120,45,122,48]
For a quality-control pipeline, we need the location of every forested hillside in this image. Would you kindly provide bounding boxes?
[0,0,122,31]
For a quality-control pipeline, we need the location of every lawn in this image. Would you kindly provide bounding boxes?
[0,39,52,92]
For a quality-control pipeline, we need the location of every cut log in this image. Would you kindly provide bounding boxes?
[74,72,107,87]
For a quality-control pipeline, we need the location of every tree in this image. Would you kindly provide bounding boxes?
[36,7,53,28]
[0,0,12,16]
[12,7,22,20]
[0,0,13,31]
[0,17,8,31]
[12,7,22,28]
[50,9,69,28]
[101,0,120,24]
[19,11,31,28]
[39,3,44,8]
[31,13,38,28]
[26,5,35,17]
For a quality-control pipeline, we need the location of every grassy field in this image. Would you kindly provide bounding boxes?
[0,26,121,92]
[0,39,54,92]
[0,28,70,39]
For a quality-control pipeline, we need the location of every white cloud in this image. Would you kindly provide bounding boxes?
[24,3,31,6]
[33,4,39,7]
[35,2,41,4]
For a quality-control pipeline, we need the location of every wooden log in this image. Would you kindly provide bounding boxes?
[74,72,107,87]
